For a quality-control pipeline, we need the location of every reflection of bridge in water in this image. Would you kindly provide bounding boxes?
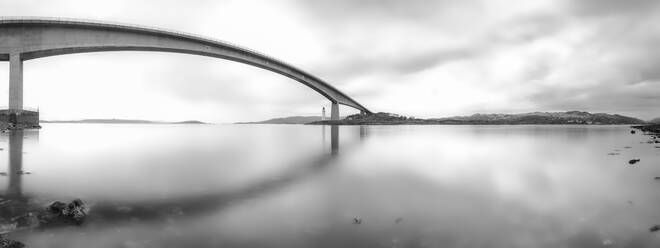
[7,130,23,198]
[0,129,38,225]
[0,125,368,229]
[1,129,39,199]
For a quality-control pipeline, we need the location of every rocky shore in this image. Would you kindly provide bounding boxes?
[0,235,24,248]
[0,198,87,247]
[632,124,660,134]
[0,122,41,131]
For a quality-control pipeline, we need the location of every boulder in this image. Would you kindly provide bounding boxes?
[0,235,25,248]
[39,199,86,227]
[651,225,660,232]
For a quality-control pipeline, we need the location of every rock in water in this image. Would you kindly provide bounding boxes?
[67,199,87,224]
[629,159,641,165]
[39,199,87,227]
[0,235,25,248]
[48,201,67,213]
[651,225,660,232]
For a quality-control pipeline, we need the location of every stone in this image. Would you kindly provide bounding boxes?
[651,225,660,232]
[40,199,87,226]
[48,201,67,213]
[0,235,25,248]
[628,159,640,165]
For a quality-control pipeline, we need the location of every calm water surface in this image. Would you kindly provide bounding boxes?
[1,124,660,247]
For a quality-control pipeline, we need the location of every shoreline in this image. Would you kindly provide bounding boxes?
[632,124,660,134]
[307,121,648,126]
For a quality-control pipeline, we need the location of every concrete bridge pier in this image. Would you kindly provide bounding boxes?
[9,53,23,111]
[331,102,339,121]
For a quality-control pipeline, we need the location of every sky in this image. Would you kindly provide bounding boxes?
[0,0,659,122]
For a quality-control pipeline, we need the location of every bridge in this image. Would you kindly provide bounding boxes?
[0,17,371,121]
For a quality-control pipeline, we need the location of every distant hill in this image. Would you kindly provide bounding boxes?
[234,116,321,124]
[41,119,206,124]
[430,111,646,125]
[175,120,206,124]
[309,111,646,125]
[235,116,322,124]
[649,117,660,124]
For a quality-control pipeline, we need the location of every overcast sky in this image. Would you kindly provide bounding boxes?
[0,0,659,122]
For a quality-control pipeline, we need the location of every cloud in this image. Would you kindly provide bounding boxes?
[312,46,482,82]
[528,80,660,118]
[295,0,477,22]
[567,0,660,17]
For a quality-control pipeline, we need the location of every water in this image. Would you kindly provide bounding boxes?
[1,124,660,247]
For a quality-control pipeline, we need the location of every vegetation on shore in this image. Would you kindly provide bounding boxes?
[308,111,647,125]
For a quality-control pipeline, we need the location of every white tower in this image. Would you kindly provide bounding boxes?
[322,107,326,121]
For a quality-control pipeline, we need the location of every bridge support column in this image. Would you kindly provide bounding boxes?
[9,53,23,111]
[331,102,339,121]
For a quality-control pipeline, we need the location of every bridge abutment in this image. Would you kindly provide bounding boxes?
[331,102,339,121]
[9,53,23,111]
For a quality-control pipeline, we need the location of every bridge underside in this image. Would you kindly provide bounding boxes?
[0,18,371,121]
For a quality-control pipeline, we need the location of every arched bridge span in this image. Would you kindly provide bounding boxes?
[0,17,371,119]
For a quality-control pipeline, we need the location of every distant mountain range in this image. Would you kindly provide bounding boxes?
[41,119,206,124]
[429,111,646,125]
[307,111,647,125]
[234,116,323,124]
